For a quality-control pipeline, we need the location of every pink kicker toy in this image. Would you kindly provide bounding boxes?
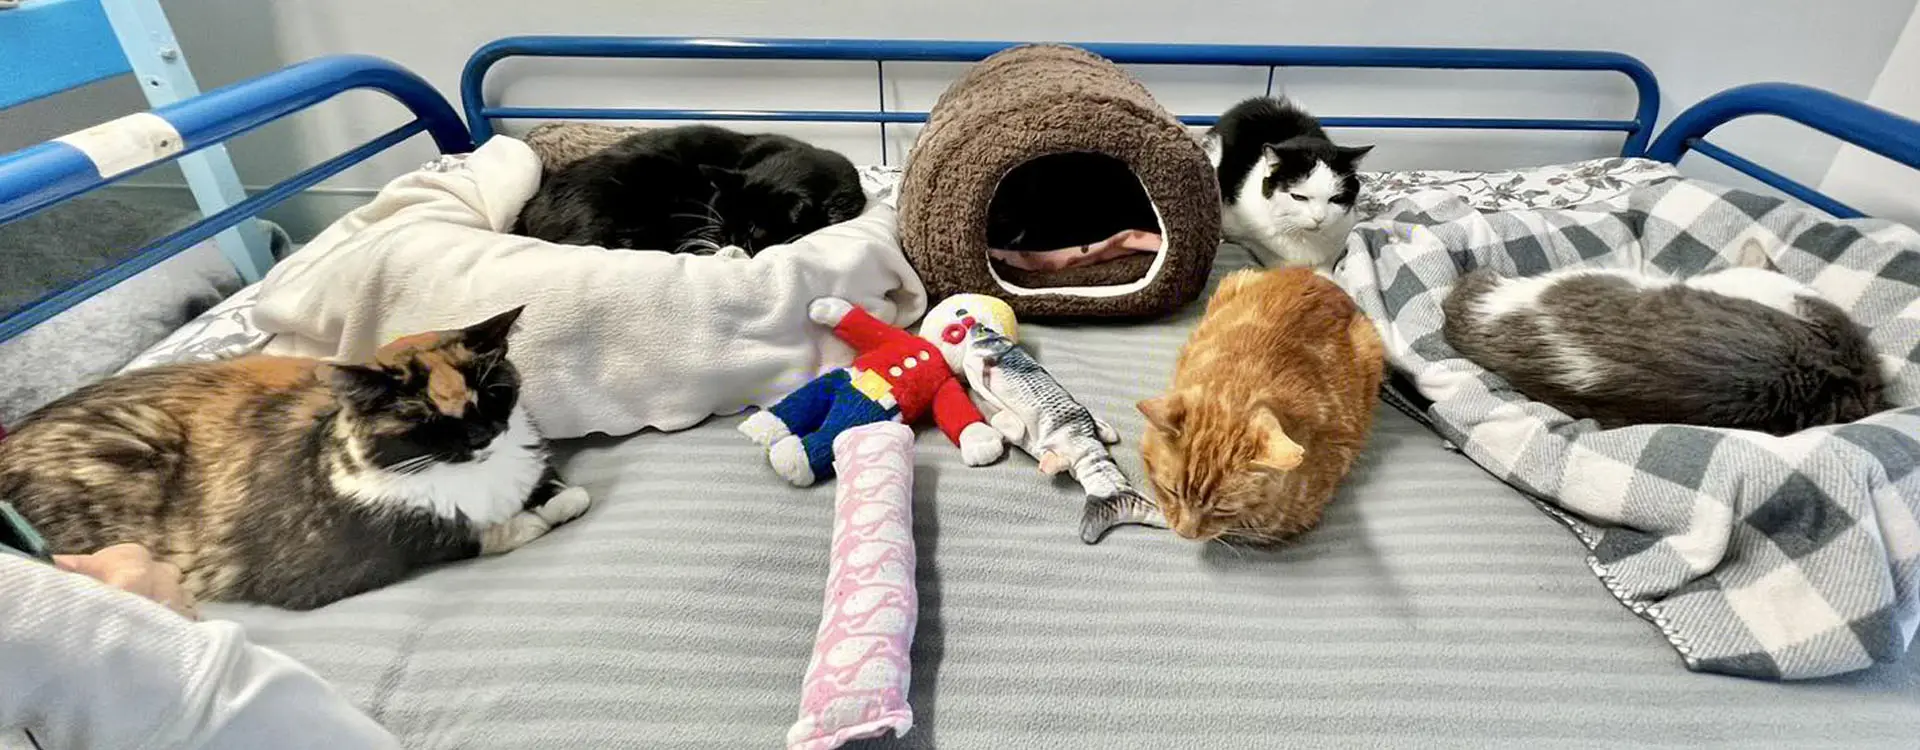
[786,422,919,750]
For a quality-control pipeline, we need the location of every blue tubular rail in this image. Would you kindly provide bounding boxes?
[0,54,471,344]
[461,36,1661,156]
[1646,82,1920,218]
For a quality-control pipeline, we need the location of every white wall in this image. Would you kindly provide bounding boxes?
[1819,3,1920,225]
[3,0,1915,236]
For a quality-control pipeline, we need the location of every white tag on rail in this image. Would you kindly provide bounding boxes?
[54,112,185,179]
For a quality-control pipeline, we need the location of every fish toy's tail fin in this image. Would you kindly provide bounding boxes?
[1079,489,1165,545]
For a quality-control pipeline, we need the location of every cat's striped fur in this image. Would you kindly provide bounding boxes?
[1138,268,1384,543]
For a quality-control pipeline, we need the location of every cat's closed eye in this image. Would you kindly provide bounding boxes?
[1287,193,1308,201]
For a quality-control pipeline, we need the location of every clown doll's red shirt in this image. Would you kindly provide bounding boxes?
[830,306,987,445]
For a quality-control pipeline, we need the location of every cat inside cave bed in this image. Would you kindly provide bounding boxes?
[984,152,1167,292]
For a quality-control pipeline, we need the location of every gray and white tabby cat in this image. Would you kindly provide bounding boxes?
[1442,242,1889,435]
[1205,96,1373,269]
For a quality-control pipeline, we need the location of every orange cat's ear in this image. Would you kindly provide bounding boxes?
[1249,408,1305,473]
[1138,393,1186,435]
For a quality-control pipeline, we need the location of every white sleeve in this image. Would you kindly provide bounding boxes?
[0,555,401,750]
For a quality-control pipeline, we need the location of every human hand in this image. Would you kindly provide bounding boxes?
[808,297,854,326]
[958,421,1006,466]
[54,543,198,619]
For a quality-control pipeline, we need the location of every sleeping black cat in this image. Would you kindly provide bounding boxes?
[515,125,867,256]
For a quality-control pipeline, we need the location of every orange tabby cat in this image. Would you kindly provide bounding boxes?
[1138,267,1384,542]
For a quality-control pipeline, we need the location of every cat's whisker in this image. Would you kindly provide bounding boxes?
[384,455,439,476]
[475,354,500,387]
[677,237,723,255]
[1212,537,1251,559]
[1221,527,1291,547]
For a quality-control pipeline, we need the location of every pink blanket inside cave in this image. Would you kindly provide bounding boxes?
[986,229,1162,272]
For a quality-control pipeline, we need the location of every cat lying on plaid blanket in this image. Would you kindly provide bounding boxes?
[1335,175,1920,679]
[1443,239,1890,435]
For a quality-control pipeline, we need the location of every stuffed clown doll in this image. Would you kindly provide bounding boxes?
[740,294,1020,486]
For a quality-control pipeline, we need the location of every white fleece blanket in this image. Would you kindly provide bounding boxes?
[252,137,925,439]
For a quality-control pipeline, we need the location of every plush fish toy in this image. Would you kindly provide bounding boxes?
[961,323,1165,544]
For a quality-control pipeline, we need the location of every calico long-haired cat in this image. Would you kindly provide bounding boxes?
[515,124,867,256]
[1138,268,1385,543]
[1206,96,1373,269]
[1442,245,1888,435]
[0,307,591,610]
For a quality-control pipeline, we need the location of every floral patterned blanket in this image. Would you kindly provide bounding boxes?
[1358,156,1682,215]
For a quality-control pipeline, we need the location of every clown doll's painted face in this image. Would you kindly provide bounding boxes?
[917,294,1018,372]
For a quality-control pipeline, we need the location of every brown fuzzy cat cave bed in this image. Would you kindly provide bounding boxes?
[899,44,1220,319]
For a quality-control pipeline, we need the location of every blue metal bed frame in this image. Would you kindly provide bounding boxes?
[1646,82,1920,219]
[459,37,1662,159]
[2,35,1919,348]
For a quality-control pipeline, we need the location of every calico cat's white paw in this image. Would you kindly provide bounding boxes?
[535,486,592,526]
[480,512,551,555]
[481,487,592,555]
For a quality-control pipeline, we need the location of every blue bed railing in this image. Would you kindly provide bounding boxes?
[1646,82,1920,219]
[0,54,470,343]
[460,36,1663,160]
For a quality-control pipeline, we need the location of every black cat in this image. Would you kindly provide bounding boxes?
[515,125,866,256]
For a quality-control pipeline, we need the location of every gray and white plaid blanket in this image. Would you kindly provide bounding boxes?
[1335,176,1920,680]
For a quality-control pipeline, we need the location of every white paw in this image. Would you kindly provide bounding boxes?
[770,435,817,486]
[534,486,592,526]
[480,512,552,555]
[739,410,792,447]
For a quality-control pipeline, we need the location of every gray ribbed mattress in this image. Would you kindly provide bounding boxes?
[207,249,1920,749]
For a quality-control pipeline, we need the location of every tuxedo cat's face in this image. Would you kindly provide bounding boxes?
[1246,137,1371,236]
[326,306,524,470]
[701,164,824,255]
